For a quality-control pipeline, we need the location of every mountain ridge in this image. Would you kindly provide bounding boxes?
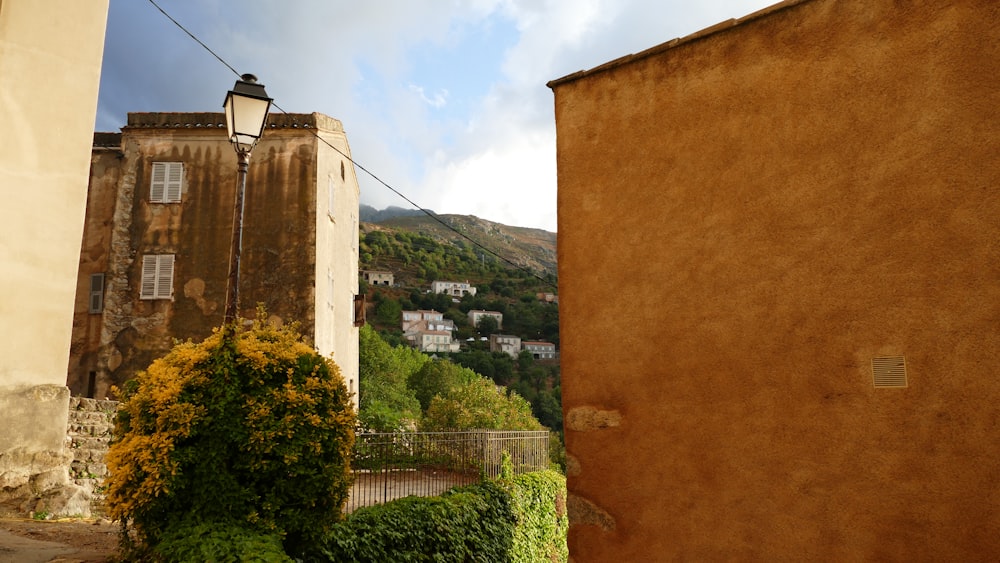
[360,206,557,278]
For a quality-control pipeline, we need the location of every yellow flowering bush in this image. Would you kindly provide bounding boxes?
[105,314,355,559]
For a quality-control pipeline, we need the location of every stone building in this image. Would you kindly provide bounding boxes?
[68,112,361,408]
[550,0,999,560]
[0,0,108,516]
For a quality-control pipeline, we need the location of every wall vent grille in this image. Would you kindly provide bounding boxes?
[872,356,908,388]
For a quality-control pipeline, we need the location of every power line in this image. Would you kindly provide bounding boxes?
[143,0,557,290]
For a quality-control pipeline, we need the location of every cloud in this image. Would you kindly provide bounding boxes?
[97,0,777,232]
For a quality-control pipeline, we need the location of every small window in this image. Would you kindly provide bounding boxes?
[140,254,175,300]
[89,273,105,313]
[150,162,183,203]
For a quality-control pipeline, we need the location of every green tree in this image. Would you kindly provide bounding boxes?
[421,378,542,431]
[358,325,425,431]
[407,359,477,411]
[476,315,499,337]
[375,297,402,326]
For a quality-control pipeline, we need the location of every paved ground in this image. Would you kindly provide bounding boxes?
[0,519,117,563]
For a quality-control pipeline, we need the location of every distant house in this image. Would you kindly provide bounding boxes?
[536,292,559,304]
[468,309,503,329]
[401,310,449,332]
[361,270,394,286]
[431,280,477,297]
[489,334,522,358]
[522,341,557,360]
[408,330,461,353]
[402,309,459,352]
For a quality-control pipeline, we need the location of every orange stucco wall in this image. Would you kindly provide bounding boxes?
[551,0,999,560]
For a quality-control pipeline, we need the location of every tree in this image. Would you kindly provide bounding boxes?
[358,325,425,431]
[421,378,542,431]
[375,298,402,326]
[407,359,477,411]
[476,315,499,337]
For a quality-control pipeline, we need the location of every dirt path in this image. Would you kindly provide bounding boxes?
[0,519,117,563]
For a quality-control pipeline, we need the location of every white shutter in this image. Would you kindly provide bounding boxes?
[165,163,183,202]
[150,163,167,202]
[155,255,175,299]
[140,256,157,298]
[140,254,175,299]
[151,162,183,203]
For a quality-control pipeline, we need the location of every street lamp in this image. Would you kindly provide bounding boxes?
[222,73,272,326]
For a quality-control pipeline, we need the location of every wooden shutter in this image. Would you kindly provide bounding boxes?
[155,255,175,299]
[140,256,157,298]
[151,162,183,203]
[165,163,183,202]
[140,254,175,299]
[354,293,366,327]
[150,163,167,202]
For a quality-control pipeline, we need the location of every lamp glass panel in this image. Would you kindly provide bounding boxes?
[224,95,270,150]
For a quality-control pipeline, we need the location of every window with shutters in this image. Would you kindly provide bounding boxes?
[89,273,105,313]
[150,162,183,203]
[140,254,175,300]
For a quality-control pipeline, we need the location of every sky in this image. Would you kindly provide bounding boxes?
[96,0,778,233]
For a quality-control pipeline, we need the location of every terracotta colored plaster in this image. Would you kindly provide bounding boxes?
[550,0,1000,560]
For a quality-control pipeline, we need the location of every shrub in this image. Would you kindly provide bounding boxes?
[506,470,568,563]
[105,315,356,559]
[319,470,568,563]
[155,518,292,563]
[321,480,516,562]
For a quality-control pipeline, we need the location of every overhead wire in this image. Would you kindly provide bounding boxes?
[145,0,557,290]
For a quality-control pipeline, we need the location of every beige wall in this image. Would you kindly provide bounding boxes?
[315,114,361,408]
[0,0,107,516]
[550,0,999,560]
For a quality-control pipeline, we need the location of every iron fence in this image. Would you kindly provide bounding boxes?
[347,430,550,512]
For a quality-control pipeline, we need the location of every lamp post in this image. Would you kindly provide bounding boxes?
[222,73,272,326]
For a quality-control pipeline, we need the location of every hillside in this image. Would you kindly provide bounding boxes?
[361,210,557,279]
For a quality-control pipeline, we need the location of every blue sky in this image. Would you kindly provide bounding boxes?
[96,0,778,232]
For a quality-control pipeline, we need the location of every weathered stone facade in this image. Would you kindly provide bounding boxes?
[550,0,999,560]
[68,112,361,405]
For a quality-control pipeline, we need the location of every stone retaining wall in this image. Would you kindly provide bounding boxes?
[66,397,117,517]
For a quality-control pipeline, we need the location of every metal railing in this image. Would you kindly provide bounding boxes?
[347,430,549,512]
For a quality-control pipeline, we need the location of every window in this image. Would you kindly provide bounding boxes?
[88,273,105,313]
[150,162,183,203]
[140,254,174,300]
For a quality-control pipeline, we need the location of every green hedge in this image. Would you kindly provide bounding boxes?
[319,470,568,563]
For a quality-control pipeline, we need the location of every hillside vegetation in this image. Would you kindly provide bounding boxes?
[358,213,563,444]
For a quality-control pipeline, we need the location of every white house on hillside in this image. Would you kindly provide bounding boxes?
[431,280,477,297]
[523,341,557,360]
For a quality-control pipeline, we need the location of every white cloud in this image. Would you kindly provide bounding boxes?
[97,0,779,232]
